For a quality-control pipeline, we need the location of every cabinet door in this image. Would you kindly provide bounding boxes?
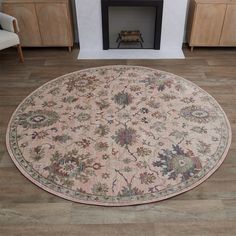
[190,3,226,46]
[35,3,73,46]
[220,4,236,46]
[2,3,42,46]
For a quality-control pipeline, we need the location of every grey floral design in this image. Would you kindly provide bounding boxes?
[146,100,160,109]
[170,130,188,140]
[18,110,59,129]
[112,127,137,147]
[153,145,202,181]
[95,124,109,137]
[92,183,109,195]
[180,105,213,124]
[53,135,72,143]
[62,96,78,103]
[150,121,167,132]
[113,91,133,107]
[136,147,152,157]
[140,172,156,185]
[77,113,91,122]
[42,101,57,107]
[96,100,110,110]
[191,126,207,134]
[44,150,96,184]
[197,141,211,154]
[140,75,173,91]
[118,186,144,197]
[160,94,177,101]
[32,130,49,140]
[30,146,45,161]
[65,74,97,93]
[95,142,109,151]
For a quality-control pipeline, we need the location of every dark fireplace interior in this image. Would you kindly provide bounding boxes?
[101,0,163,50]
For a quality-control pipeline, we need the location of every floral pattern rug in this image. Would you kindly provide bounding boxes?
[6,66,231,206]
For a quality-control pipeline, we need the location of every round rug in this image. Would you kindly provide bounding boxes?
[6,66,231,206]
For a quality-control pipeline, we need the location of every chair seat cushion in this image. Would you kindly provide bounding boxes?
[0,30,19,50]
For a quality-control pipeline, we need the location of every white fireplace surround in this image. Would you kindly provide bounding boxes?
[75,0,188,59]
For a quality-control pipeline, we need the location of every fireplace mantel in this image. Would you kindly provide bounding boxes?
[75,0,188,59]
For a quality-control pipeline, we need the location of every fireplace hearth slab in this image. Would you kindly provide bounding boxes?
[78,49,185,59]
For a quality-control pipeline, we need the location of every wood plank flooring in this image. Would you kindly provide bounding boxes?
[0,47,236,235]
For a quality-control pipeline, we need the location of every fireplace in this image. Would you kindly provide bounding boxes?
[75,0,188,59]
[101,0,163,50]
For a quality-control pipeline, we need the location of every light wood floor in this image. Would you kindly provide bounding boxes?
[0,47,236,236]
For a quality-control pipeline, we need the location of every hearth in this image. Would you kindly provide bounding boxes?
[101,0,163,50]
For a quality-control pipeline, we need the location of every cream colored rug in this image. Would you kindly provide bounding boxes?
[6,66,231,206]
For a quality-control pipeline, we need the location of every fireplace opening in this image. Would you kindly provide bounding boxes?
[101,0,163,50]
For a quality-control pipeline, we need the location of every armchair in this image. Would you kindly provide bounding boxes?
[0,12,24,62]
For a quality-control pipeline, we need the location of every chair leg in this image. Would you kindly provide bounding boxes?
[16,44,24,63]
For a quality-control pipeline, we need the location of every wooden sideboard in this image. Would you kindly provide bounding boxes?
[187,0,236,51]
[2,0,74,51]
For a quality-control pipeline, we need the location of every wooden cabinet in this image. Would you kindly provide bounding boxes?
[36,3,72,46]
[187,0,236,50]
[3,3,41,46]
[220,4,236,45]
[2,0,73,50]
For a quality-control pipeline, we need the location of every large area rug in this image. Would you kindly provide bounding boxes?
[6,66,231,206]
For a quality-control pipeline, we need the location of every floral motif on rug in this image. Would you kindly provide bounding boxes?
[6,66,231,206]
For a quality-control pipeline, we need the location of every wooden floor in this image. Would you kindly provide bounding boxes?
[0,47,236,236]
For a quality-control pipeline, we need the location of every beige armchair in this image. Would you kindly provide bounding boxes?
[0,12,24,62]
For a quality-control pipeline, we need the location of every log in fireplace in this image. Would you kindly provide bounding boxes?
[101,0,163,50]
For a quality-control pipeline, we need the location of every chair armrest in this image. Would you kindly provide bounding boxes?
[0,12,19,33]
